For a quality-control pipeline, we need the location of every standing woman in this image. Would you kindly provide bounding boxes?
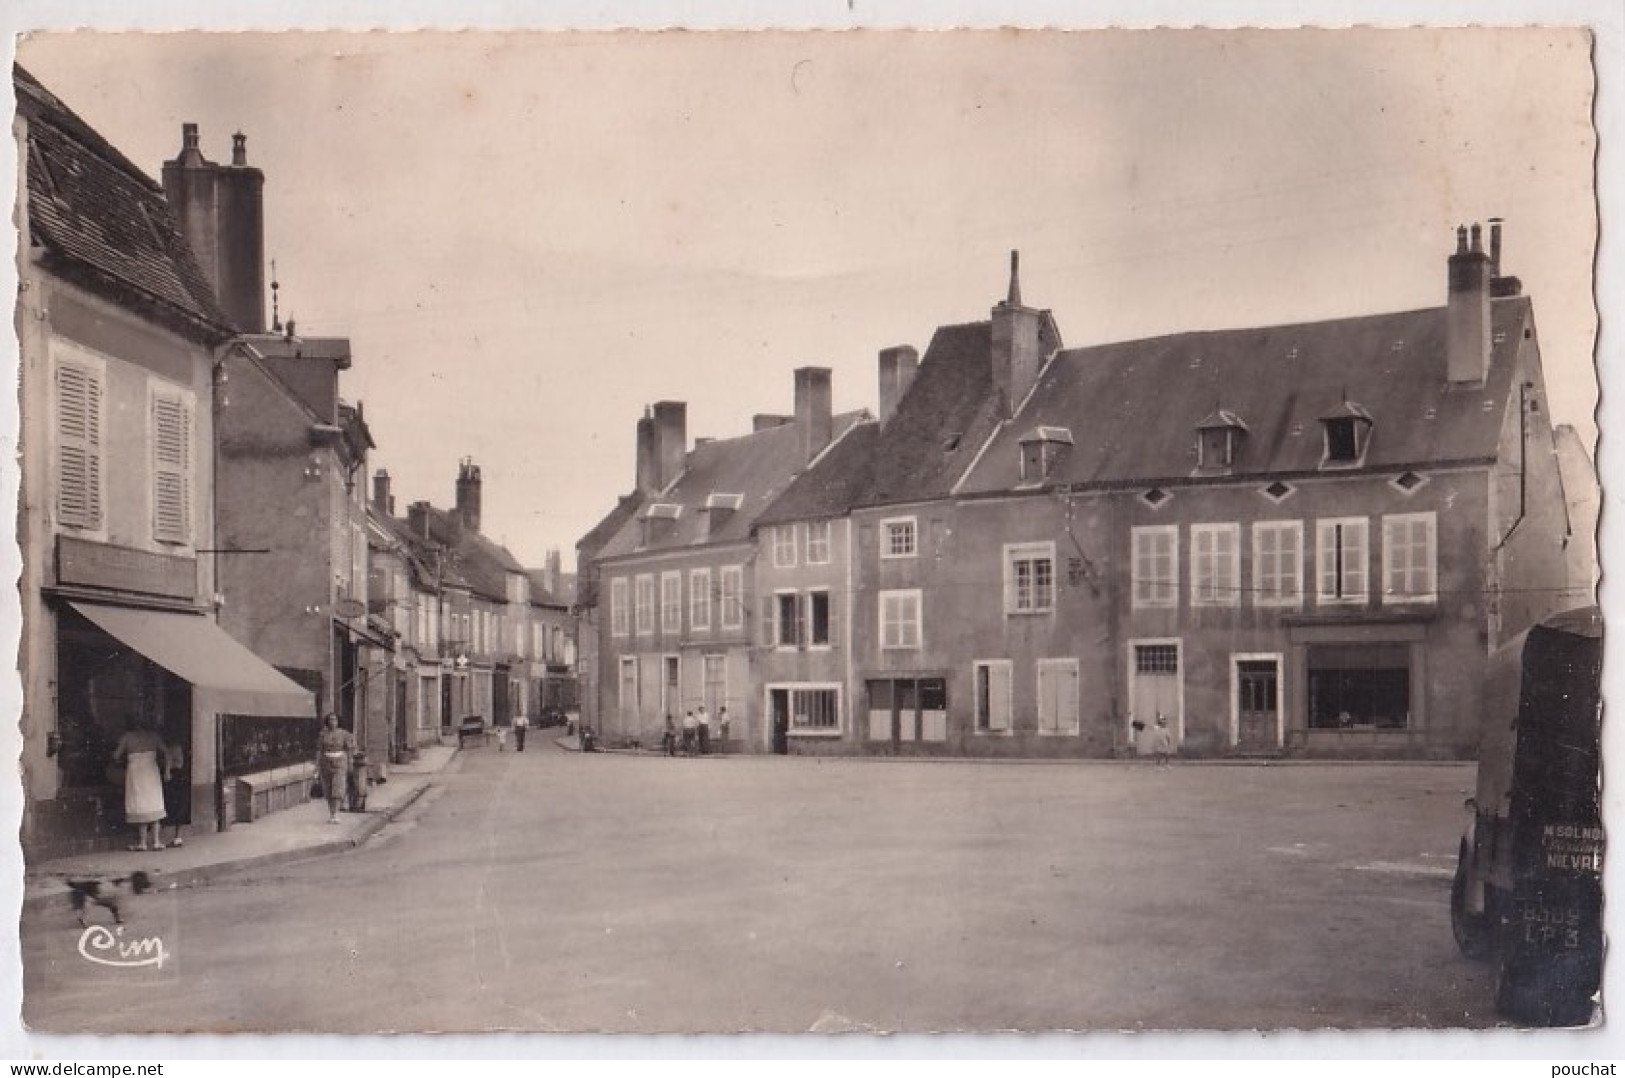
[315,713,356,824]
[112,718,166,851]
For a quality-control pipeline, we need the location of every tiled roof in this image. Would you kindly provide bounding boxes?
[407,505,526,602]
[755,420,878,526]
[861,321,1008,507]
[959,299,1532,494]
[17,65,234,340]
[595,411,866,560]
[578,492,645,562]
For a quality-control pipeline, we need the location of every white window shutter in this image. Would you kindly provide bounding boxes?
[152,393,191,544]
[56,362,103,529]
[989,664,1011,732]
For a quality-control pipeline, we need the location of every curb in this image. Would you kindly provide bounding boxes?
[22,776,439,917]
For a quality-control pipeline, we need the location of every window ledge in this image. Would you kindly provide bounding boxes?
[787,728,843,738]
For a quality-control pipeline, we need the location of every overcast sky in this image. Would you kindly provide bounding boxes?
[15,28,1598,569]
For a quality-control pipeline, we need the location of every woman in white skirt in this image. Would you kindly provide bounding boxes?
[112,719,167,851]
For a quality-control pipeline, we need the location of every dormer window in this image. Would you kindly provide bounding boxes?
[1194,409,1248,470]
[641,502,682,545]
[1319,400,1373,467]
[1018,425,1074,483]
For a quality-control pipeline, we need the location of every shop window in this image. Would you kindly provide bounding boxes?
[1307,643,1411,729]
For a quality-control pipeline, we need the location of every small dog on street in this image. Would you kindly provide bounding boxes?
[66,870,154,927]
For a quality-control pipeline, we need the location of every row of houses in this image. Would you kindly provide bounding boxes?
[580,240,1596,761]
[16,67,576,858]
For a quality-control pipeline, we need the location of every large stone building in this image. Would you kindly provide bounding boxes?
[580,229,1588,761]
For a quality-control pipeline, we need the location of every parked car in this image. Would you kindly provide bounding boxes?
[1451,605,1602,1027]
[536,708,570,729]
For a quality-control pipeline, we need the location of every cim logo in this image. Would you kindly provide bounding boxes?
[77,924,169,969]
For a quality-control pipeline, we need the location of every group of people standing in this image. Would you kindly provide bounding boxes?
[663,705,729,756]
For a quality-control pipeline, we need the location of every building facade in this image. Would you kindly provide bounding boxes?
[586,372,866,751]
[16,70,312,856]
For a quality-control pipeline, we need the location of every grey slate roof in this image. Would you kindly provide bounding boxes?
[17,65,234,340]
[595,411,866,560]
[754,420,878,527]
[406,505,525,602]
[862,321,1008,507]
[958,298,1532,494]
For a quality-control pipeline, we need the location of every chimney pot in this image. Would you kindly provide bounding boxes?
[1006,249,1022,307]
[182,123,200,151]
[231,131,248,166]
[1447,223,1492,384]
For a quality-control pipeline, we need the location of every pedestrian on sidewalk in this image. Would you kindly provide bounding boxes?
[696,705,711,755]
[515,713,530,752]
[1153,715,1175,767]
[160,735,187,848]
[663,714,678,756]
[316,713,357,824]
[681,710,698,755]
[717,706,730,754]
[111,718,167,851]
[495,723,509,752]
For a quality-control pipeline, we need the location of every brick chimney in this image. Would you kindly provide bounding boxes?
[543,549,562,595]
[1447,224,1492,385]
[878,345,919,426]
[652,401,687,490]
[990,250,1044,417]
[1489,217,1523,298]
[408,500,433,541]
[794,367,833,465]
[455,459,482,533]
[635,408,658,493]
[162,124,266,333]
[372,468,393,514]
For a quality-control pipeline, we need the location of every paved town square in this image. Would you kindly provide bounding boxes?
[24,746,1496,1034]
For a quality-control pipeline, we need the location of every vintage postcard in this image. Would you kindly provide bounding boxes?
[6,24,1606,1046]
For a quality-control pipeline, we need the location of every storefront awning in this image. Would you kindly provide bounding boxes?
[70,602,315,717]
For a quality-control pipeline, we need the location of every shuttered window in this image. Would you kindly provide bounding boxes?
[56,360,105,530]
[150,390,193,544]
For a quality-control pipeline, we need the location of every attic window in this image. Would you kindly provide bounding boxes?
[1390,471,1428,495]
[646,503,682,519]
[1261,481,1295,503]
[1018,426,1074,483]
[1319,401,1373,467]
[1195,409,1248,470]
[704,492,743,511]
[1140,488,1171,510]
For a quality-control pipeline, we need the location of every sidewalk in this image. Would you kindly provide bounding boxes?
[22,744,459,916]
